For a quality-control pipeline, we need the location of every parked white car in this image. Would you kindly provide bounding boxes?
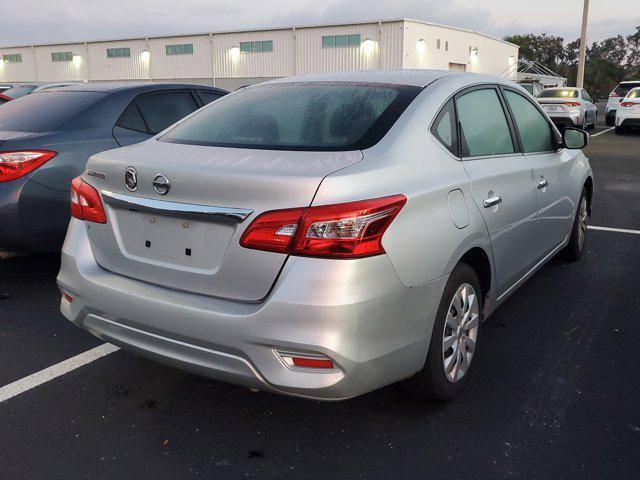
[606,81,640,126]
[536,87,597,130]
[615,87,640,134]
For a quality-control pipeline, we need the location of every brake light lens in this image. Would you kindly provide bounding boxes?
[240,194,407,258]
[564,102,582,107]
[70,176,107,224]
[621,101,636,107]
[610,92,622,97]
[0,150,57,182]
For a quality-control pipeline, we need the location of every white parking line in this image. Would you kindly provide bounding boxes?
[0,343,119,404]
[591,127,614,137]
[588,225,640,235]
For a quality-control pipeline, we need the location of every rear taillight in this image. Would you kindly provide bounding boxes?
[0,150,57,182]
[610,92,622,97]
[621,101,636,107]
[240,194,407,258]
[564,102,582,107]
[70,176,107,224]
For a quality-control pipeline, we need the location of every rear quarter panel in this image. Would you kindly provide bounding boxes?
[312,79,494,289]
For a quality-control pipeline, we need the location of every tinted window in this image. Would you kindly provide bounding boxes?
[614,82,640,96]
[456,89,514,157]
[521,84,534,94]
[431,99,457,156]
[504,90,554,153]
[537,89,579,99]
[0,91,104,132]
[160,82,421,151]
[197,90,224,106]
[2,85,37,99]
[117,103,148,133]
[135,91,199,134]
[628,89,640,99]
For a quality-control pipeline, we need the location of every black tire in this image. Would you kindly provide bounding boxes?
[606,114,615,126]
[615,126,625,135]
[564,188,588,262]
[403,262,483,402]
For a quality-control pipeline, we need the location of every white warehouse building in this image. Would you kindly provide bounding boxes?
[0,19,518,90]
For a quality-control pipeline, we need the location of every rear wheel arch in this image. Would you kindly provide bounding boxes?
[458,247,492,308]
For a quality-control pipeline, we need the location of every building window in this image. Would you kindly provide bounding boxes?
[437,39,441,49]
[445,41,449,51]
[52,52,73,62]
[321,34,361,48]
[239,40,273,53]
[166,44,194,55]
[106,47,131,58]
[2,54,22,63]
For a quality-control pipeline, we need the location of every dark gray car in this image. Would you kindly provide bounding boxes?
[0,83,227,252]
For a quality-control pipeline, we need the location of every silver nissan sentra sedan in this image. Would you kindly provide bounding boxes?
[57,70,593,401]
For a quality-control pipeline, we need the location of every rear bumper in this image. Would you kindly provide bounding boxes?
[547,112,581,128]
[616,110,640,127]
[57,219,447,400]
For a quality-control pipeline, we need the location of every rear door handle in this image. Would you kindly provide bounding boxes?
[483,196,502,208]
[537,179,549,189]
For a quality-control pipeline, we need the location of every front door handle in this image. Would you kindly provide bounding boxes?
[483,196,502,208]
[537,179,549,189]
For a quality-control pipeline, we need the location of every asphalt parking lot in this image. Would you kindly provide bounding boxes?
[1,117,639,479]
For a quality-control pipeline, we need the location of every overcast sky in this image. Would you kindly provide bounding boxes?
[1,0,638,46]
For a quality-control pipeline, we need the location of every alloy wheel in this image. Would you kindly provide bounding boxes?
[442,283,479,383]
[578,196,588,250]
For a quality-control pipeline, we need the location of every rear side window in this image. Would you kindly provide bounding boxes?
[197,90,224,106]
[160,82,421,151]
[504,90,554,153]
[456,89,514,157]
[135,91,199,134]
[116,103,148,133]
[430,99,458,156]
[0,91,104,132]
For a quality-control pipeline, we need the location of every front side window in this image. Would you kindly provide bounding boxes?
[430,99,458,156]
[160,82,421,151]
[456,88,514,157]
[504,90,554,153]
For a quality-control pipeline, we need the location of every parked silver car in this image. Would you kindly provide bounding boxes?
[536,87,598,129]
[57,70,593,401]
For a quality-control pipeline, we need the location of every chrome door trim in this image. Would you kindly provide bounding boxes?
[100,190,253,222]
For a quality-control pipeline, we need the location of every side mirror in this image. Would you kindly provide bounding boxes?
[563,127,589,149]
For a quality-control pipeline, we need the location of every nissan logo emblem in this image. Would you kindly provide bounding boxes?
[153,174,171,195]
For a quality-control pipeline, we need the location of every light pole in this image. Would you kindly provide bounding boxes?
[576,0,589,88]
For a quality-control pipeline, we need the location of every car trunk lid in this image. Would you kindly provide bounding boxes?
[82,140,362,301]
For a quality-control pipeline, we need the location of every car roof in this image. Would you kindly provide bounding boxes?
[36,82,228,94]
[619,80,640,84]
[264,69,510,88]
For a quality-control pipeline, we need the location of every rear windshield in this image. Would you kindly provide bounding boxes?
[628,89,640,99]
[160,82,421,151]
[537,89,579,99]
[0,91,105,132]
[616,82,640,96]
[2,85,37,99]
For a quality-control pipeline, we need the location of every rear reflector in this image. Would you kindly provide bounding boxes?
[62,291,74,304]
[276,350,336,370]
[0,150,57,182]
[70,176,107,224]
[240,194,407,258]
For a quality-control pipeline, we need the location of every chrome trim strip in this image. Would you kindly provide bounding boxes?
[100,190,253,222]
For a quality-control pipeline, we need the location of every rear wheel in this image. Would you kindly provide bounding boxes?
[564,189,588,262]
[606,114,615,126]
[403,262,482,402]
